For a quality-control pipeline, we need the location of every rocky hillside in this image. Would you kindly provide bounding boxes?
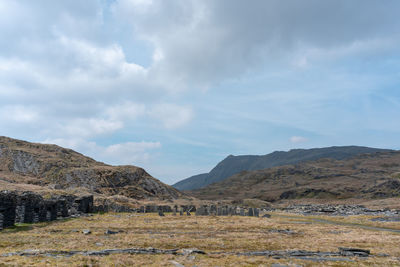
[0,136,181,200]
[190,151,400,201]
[174,146,391,190]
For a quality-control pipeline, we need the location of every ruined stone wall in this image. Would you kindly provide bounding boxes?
[195,205,260,217]
[0,191,94,230]
[0,191,17,229]
[74,195,93,213]
[15,192,44,223]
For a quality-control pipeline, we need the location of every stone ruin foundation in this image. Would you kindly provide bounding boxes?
[0,190,94,230]
[1,190,265,231]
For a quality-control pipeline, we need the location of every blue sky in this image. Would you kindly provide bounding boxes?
[1,0,400,184]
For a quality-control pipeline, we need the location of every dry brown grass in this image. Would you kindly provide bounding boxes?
[0,212,400,266]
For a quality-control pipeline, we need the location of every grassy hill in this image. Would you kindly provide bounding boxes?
[174,146,392,190]
[190,151,400,201]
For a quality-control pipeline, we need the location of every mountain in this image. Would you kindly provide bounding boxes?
[0,136,181,200]
[190,151,400,201]
[173,146,392,190]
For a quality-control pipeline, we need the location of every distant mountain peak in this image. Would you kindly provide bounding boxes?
[173,146,392,191]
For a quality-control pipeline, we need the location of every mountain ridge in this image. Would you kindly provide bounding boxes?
[190,150,400,201]
[173,146,393,190]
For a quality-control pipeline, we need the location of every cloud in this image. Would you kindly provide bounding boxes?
[43,138,161,166]
[290,136,308,144]
[105,102,146,121]
[59,118,124,138]
[113,0,400,88]
[1,1,400,183]
[0,105,39,123]
[104,141,161,164]
[148,104,193,129]
[56,35,147,77]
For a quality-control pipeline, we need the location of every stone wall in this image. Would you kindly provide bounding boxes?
[0,191,17,230]
[74,195,93,213]
[15,192,44,223]
[138,205,173,213]
[0,191,94,230]
[1,190,265,231]
[137,205,196,214]
[195,205,260,217]
[135,204,260,217]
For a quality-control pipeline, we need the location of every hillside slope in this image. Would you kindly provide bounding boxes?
[191,151,400,201]
[0,136,181,199]
[174,146,391,190]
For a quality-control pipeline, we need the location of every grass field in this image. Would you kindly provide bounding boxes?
[1,212,400,266]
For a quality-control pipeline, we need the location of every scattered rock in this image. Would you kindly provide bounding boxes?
[268,229,298,235]
[277,204,400,216]
[295,256,354,262]
[82,229,91,235]
[238,247,369,261]
[328,230,351,234]
[1,247,371,261]
[169,260,185,267]
[338,247,370,257]
[104,229,119,235]
[371,216,400,222]
[377,253,390,257]
[179,248,206,255]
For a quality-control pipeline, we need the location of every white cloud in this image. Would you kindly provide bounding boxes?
[112,0,400,89]
[148,104,193,129]
[0,0,400,182]
[105,102,146,121]
[43,138,161,166]
[292,37,398,68]
[56,35,147,77]
[0,105,39,123]
[290,136,308,144]
[60,118,124,137]
[104,141,161,164]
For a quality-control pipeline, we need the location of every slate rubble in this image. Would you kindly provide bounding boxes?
[268,204,400,216]
[1,247,371,262]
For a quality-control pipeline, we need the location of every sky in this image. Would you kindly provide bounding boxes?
[1,0,400,185]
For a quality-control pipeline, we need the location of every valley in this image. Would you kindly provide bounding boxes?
[1,136,400,266]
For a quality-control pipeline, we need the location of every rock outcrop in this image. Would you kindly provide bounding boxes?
[0,136,181,200]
